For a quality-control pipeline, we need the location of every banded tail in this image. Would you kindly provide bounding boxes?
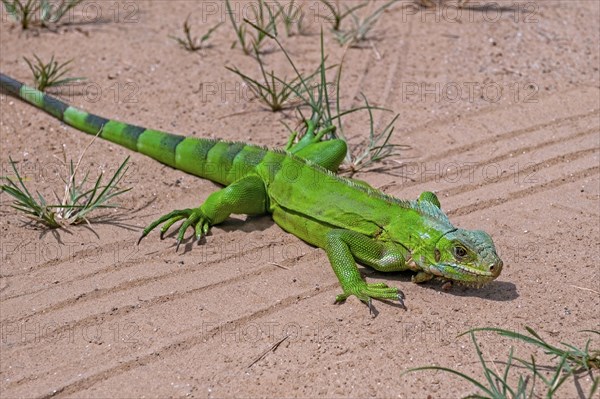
[0,73,269,185]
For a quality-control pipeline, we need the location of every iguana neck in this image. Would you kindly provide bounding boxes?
[384,200,456,267]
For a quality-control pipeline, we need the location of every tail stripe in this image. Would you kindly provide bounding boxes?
[234,145,267,168]
[43,95,69,119]
[100,120,145,150]
[159,131,186,152]
[174,138,219,179]
[1,73,67,119]
[85,113,110,132]
[0,73,22,94]
[225,142,246,163]
[188,137,217,161]
[121,124,146,145]
[136,129,185,166]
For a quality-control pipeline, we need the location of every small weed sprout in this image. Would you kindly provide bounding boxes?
[225,0,280,55]
[333,0,397,46]
[170,15,222,52]
[39,0,82,28]
[318,0,369,31]
[1,0,40,29]
[276,0,305,36]
[2,0,83,30]
[24,54,84,91]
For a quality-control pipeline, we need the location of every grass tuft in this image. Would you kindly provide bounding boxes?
[24,54,84,91]
[2,0,83,30]
[403,326,599,399]
[1,135,131,228]
[340,95,406,174]
[226,46,327,112]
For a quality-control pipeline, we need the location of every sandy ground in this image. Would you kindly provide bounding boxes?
[1,1,599,397]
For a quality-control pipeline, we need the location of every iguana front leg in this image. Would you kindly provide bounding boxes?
[325,229,408,308]
[138,174,267,249]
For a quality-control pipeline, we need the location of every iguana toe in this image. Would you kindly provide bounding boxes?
[336,282,405,308]
[139,207,211,249]
[160,215,186,239]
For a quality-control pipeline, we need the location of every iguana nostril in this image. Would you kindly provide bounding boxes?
[490,260,503,275]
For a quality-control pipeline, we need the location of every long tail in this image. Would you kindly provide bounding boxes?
[0,73,269,185]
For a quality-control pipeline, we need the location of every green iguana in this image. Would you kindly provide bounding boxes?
[0,72,503,309]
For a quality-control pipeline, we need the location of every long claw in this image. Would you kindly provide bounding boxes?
[368,298,374,316]
[197,221,209,243]
[397,292,406,310]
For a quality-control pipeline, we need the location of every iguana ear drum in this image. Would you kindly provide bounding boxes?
[434,248,441,262]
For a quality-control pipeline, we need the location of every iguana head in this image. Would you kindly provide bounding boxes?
[424,229,503,287]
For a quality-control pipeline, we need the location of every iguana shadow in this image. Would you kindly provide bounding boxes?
[366,269,518,302]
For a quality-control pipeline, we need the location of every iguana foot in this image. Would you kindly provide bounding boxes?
[138,207,211,251]
[285,120,336,153]
[411,271,434,283]
[335,282,406,309]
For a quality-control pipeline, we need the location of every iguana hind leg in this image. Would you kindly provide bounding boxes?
[293,139,347,172]
[138,174,267,250]
[285,121,347,172]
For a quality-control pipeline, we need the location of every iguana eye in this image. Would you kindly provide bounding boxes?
[453,245,468,259]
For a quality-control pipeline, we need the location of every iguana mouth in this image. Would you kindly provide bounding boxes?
[430,263,499,287]
[453,264,495,277]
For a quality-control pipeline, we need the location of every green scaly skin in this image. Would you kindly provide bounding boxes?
[0,73,503,310]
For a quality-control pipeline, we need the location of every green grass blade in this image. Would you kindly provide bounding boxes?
[588,377,599,399]
[469,332,504,398]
